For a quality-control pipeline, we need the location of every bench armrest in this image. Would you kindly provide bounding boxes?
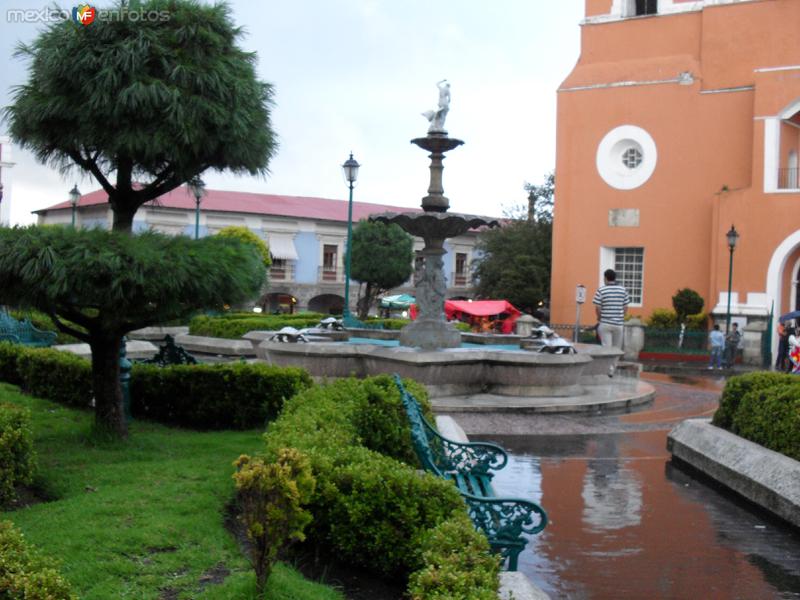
[423,420,508,476]
[461,492,548,538]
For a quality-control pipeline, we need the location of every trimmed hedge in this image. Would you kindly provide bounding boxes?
[261,375,500,595]
[712,371,800,460]
[131,362,312,429]
[0,520,75,599]
[189,313,327,339]
[17,348,93,409]
[0,403,36,505]
[0,342,312,430]
[712,371,799,431]
[732,384,800,460]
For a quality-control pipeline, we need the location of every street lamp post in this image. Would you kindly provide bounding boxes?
[188,178,206,240]
[69,184,81,228]
[341,153,360,323]
[725,224,740,335]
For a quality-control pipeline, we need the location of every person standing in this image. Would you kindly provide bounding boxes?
[788,327,800,374]
[708,324,725,370]
[776,320,790,372]
[593,269,630,376]
[723,322,741,368]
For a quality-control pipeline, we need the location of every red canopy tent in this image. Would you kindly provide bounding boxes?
[410,300,522,334]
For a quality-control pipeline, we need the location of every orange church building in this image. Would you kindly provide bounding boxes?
[551,0,800,354]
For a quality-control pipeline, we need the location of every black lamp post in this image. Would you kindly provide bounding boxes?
[341,153,360,322]
[725,224,739,335]
[188,178,206,240]
[69,184,81,228]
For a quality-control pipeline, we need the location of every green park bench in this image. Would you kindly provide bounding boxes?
[0,311,57,347]
[393,374,547,571]
[139,335,198,367]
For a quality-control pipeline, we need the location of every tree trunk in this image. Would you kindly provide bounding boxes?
[89,334,128,438]
[112,208,136,233]
[358,283,374,320]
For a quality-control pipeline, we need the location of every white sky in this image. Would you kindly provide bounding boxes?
[0,1,583,225]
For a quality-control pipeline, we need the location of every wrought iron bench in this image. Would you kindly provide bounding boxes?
[393,374,547,571]
[0,311,57,347]
[139,335,198,366]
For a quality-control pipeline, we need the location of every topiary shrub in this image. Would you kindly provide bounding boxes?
[131,362,312,429]
[15,348,92,408]
[233,449,315,594]
[672,288,704,322]
[0,520,75,599]
[732,383,800,460]
[0,403,36,505]
[408,513,500,600]
[259,376,499,596]
[712,371,800,431]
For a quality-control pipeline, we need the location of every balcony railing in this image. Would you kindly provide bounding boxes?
[269,263,295,282]
[778,167,799,190]
[450,271,469,287]
[318,266,343,283]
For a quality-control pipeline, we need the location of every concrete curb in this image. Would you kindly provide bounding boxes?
[435,416,551,600]
[667,419,800,528]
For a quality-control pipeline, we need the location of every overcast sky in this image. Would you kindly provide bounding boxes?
[0,1,583,225]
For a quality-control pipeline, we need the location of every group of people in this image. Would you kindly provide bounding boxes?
[591,268,751,374]
[775,320,800,373]
[707,322,742,370]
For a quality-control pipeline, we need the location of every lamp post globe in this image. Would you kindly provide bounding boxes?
[188,178,206,240]
[69,184,81,228]
[341,153,360,322]
[725,224,739,335]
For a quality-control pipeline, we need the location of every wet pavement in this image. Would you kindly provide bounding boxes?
[464,373,800,599]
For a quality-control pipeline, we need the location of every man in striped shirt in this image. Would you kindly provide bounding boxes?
[593,269,630,357]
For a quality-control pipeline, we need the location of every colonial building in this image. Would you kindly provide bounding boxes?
[35,186,484,314]
[551,0,800,350]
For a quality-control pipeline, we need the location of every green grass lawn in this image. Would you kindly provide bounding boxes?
[0,383,344,600]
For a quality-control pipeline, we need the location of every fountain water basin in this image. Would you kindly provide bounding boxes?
[256,339,624,399]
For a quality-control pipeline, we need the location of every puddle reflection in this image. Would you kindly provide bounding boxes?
[483,430,800,599]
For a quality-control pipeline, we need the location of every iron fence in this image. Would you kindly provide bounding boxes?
[643,329,707,353]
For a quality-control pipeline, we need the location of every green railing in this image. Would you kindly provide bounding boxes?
[643,329,707,354]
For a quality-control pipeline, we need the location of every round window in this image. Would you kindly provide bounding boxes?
[596,126,657,190]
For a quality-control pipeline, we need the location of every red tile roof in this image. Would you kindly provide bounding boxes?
[37,185,421,223]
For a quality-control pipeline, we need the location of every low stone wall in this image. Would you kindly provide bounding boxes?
[174,334,255,357]
[668,419,800,528]
[128,326,189,341]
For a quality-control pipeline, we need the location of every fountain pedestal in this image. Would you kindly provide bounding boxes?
[372,132,498,350]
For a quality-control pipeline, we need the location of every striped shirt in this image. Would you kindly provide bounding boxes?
[593,284,630,326]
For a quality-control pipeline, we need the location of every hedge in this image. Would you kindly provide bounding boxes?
[732,384,800,460]
[0,403,36,506]
[260,375,500,595]
[0,520,75,599]
[131,362,312,429]
[0,343,312,430]
[712,371,800,461]
[712,371,800,431]
[189,313,327,338]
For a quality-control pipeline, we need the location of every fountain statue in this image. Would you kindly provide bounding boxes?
[372,82,499,349]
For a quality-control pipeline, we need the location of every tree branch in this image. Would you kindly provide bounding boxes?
[47,310,90,344]
[67,149,115,197]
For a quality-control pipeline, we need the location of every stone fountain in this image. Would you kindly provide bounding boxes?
[372,80,499,349]
[256,83,652,409]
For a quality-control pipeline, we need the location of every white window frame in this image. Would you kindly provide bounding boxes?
[600,246,644,307]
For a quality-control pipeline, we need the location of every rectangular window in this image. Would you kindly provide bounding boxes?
[614,247,644,305]
[635,0,658,16]
[323,244,338,281]
[455,253,468,286]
